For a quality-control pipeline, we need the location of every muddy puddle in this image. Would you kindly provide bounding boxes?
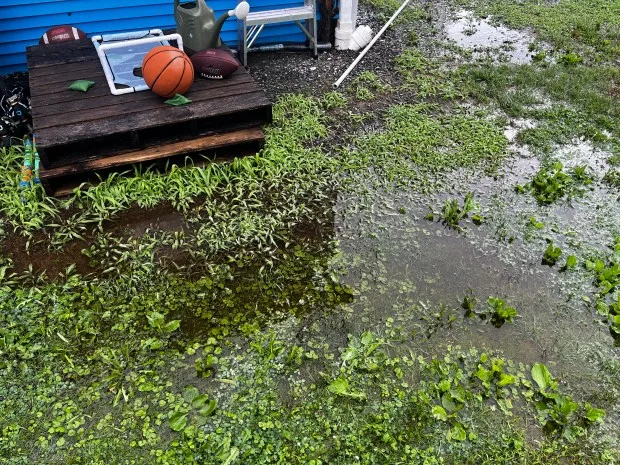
[334,180,615,366]
[444,9,536,63]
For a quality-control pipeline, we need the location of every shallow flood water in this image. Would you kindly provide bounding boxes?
[444,9,536,63]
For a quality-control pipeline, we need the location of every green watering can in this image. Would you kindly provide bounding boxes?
[175,0,250,55]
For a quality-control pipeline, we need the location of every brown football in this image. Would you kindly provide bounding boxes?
[190,48,240,80]
[39,25,87,45]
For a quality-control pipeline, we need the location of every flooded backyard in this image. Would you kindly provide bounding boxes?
[1,0,619,463]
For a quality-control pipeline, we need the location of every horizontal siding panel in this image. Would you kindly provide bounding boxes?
[0,0,308,75]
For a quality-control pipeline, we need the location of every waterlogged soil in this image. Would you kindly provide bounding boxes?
[2,201,187,278]
[2,0,620,462]
[247,0,620,444]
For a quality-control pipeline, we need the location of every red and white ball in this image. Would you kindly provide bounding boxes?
[190,48,240,80]
[39,25,87,45]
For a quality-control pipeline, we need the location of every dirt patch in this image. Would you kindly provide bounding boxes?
[1,201,188,280]
[106,201,188,237]
[3,232,92,278]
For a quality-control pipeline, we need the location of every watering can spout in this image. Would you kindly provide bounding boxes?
[213,2,250,37]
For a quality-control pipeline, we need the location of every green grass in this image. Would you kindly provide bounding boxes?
[462,63,619,153]
[0,94,336,253]
[395,49,462,99]
[360,0,428,23]
[349,71,390,101]
[346,103,508,189]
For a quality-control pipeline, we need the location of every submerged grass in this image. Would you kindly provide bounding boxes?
[462,63,619,153]
[459,0,620,61]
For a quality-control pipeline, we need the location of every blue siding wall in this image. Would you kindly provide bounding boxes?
[0,0,306,75]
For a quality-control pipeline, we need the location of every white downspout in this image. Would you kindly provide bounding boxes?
[334,0,358,50]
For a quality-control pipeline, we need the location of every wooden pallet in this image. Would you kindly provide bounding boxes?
[39,127,265,196]
[26,38,272,194]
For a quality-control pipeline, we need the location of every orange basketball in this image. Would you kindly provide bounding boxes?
[142,46,194,98]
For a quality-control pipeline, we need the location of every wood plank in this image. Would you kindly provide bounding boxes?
[45,145,256,198]
[31,72,254,117]
[26,40,98,68]
[29,68,249,107]
[28,58,105,79]
[45,114,270,168]
[39,127,264,178]
[36,92,271,147]
[29,65,105,89]
[34,81,263,130]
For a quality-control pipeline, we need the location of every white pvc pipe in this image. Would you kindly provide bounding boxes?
[333,0,411,87]
[94,33,183,96]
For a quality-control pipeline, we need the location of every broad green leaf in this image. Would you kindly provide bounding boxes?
[183,386,200,403]
[441,392,457,413]
[432,405,448,421]
[361,331,374,345]
[450,387,466,404]
[498,373,516,387]
[340,347,358,363]
[529,216,544,229]
[531,363,556,391]
[497,305,518,321]
[221,447,240,465]
[147,311,165,328]
[448,422,467,441]
[585,407,605,422]
[191,394,209,409]
[164,94,192,106]
[199,399,218,417]
[162,319,181,333]
[328,377,349,396]
[168,412,188,432]
[558,397,579,417]
[147,339,163,350]
[565,255,577,269]
[475,366,492,383]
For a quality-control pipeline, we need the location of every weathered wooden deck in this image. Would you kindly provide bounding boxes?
[26,39,272,195]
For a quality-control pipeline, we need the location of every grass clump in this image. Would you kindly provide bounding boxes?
[349,104,507,189]
[516,162,593,205]
[463,63,619,153]
[426,192,483,231]
[395,49,461,99]
[349,71,390,101]
[586,237,620,345]
[603,168,620,188]
[463,293,519,327]
[361,0,428,23]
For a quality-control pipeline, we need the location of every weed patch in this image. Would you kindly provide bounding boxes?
[394,49,461,99]
[349,71,390,101]
[516,162,593,205]
[348,104,507,190]
[426,192,483,231]
[361,0,428,23]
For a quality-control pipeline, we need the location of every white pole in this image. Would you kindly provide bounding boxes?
[335,0,355,50]
[333,0,411,87]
